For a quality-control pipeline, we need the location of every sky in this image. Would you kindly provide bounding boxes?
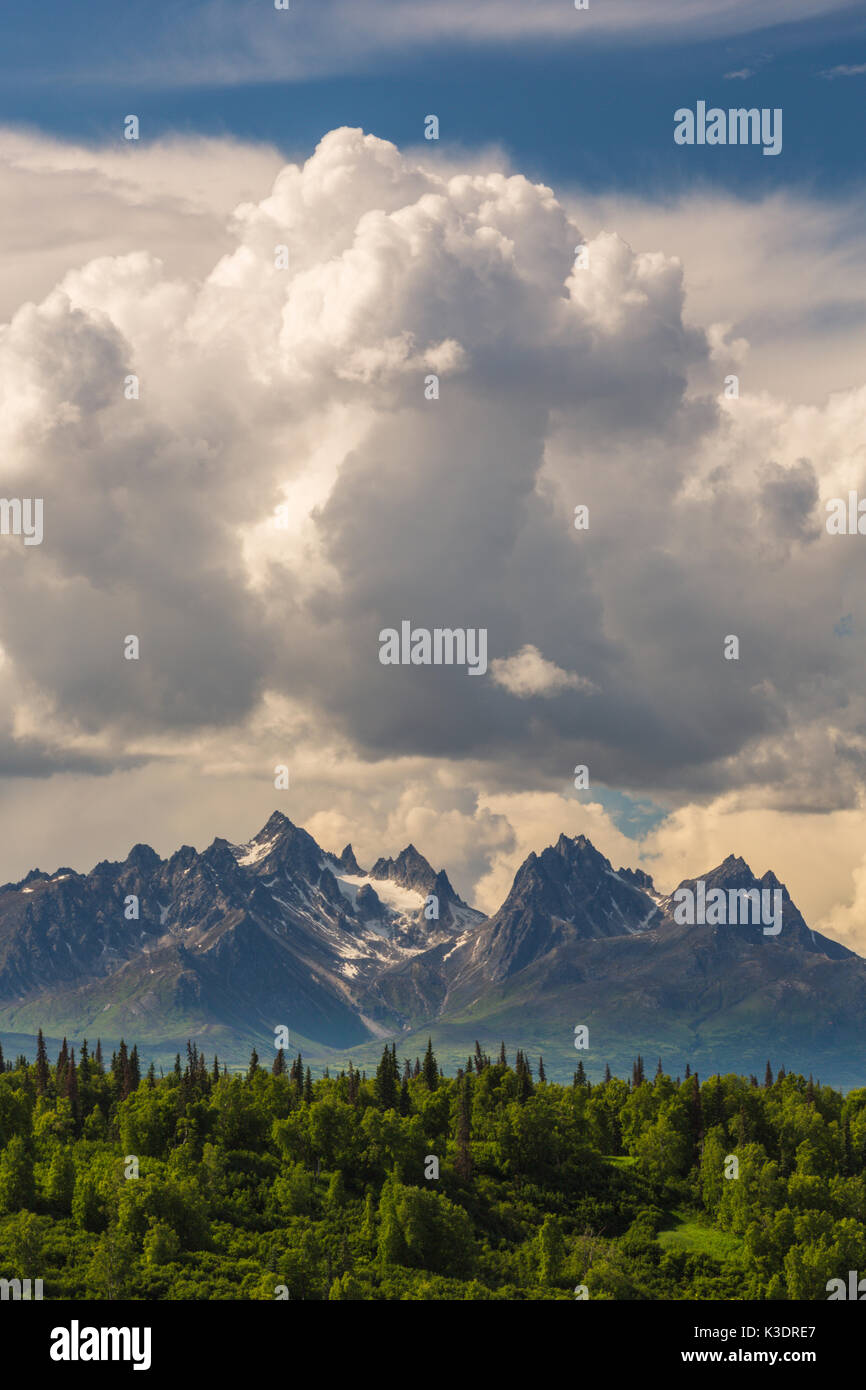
[2,0,866,946]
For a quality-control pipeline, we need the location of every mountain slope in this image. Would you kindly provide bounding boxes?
[2,818,866,1086]
[0,812,482,1056]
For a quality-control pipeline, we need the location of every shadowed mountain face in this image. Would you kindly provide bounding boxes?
[0,812,482,1055]
[0,818,864,1085]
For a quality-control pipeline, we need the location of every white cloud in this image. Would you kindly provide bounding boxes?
[64,0,858,87]
[821,62,866,76]
[491,645,598,698]
[0,125,864,948]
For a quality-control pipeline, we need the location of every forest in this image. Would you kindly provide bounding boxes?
[0,1033,863,1300]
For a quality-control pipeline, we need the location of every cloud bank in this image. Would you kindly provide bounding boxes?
[1,125,866,944]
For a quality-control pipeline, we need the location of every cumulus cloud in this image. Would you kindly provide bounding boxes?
[0,125,864,943]
[491,645,598,698]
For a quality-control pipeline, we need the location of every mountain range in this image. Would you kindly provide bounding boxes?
[1,811,864,1085]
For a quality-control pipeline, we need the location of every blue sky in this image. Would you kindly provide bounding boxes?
[1,0,864,195]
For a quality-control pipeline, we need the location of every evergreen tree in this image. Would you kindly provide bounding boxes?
[248,1048,260,1079]
[515,1050,534,1103]
[474,1040,485,1073]
[65,1048,80,1122]
[128,1045,141,1091]
[538,1056,546,1084]
[172,1053,182,1081]
[114,1040,128,1088]
[399,1076,410,1117]
[147,1062,157,1089]
[212,1055,220,1084]
[35,1028,49,1095]
[56,1037,69,1089]
[764,1059,774,1089]
[304,1066,314,1103]
[422,1038,439,1091]
[94,1038,104,1074]
[374,1045,398,1110]
[498,1041,507,1068]
[688,1072,703,1160]
[455,1075,472,1181]
[656,1057,663,1078]
[574,1060,587,1088]
[604,1062,612,1085]
[272,1047,287,1076]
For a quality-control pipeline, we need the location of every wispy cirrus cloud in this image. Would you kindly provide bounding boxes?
[821,61,866,76]
[11,0,861,88]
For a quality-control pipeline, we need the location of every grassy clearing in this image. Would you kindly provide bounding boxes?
[657,1208,743,1262]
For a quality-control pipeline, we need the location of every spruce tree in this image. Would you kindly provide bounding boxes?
[498,1041,507,1068]
[272,1047,287,1076]
[538,1056,546,1084]
[247,1048,260,1079]
[65,1049,80,1124]
[764,1060,774,1089]
[35,1028,49,1095]
[422,1038,439,1091]
[374,1045,398,1109]
[303,1066,314,1103]
[688,1072,703,1160]
[114,1040,128,1088]
[94,1039,104,1074]
[455,1075,472,1181]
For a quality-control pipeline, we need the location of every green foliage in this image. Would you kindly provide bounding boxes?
[0,1041,863,1299]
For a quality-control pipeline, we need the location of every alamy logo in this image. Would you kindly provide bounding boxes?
[0,497,43,545]
[827,1271,866,1299]
[0,1277,43,1299]
[672,881,782,935]
[50,1321,152,1371]
[379,622,487,676]
[674,102,782,156]
[826,493,866,534]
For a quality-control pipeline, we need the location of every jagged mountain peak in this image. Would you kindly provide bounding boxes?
[232,811,324,878]
[124,843,163,871]
[370,844,445,897]
[445,830,662,989]
[335,844,362,875]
